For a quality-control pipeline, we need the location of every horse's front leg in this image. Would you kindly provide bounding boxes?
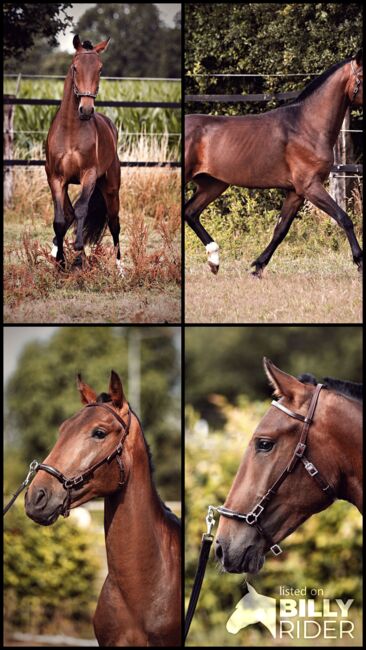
[304,181,363,271]
[74,170,97,264]
[48,175,67,267]
[51,191,75,258]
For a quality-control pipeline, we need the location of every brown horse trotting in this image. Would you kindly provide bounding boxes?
[46,35,123,272]
[214,359,362,574]
[25,371,181,646]
[185,51,363,275]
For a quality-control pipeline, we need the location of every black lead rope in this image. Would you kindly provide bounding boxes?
[185,506,216,641]
[3,461,39,516]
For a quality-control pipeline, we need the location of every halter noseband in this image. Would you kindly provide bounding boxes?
[27,403,131,517]
[72,51,100,99]
[210,384,335,556]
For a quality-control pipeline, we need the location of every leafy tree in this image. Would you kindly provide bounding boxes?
[76,3,181,77]
[3,3,73,60]
[185,326,362,422]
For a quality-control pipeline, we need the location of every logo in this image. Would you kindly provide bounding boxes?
[226,583,355,640]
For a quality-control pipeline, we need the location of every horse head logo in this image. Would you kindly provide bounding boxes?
[226,582,276,638]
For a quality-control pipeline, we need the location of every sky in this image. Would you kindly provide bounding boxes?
[58,3,180,51]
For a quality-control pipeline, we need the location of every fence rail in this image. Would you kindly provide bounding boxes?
[4,97,181,109]
[3,159,180,168]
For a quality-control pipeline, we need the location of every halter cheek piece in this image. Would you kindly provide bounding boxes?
[72,51,100,99]
[26,403,131,517]
[350,59,362,101]
[209,384,335,556]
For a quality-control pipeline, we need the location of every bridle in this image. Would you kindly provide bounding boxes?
[72,51,100,99]
[207,383,335,555]
[350,59,362,102]
[3,403,131,517]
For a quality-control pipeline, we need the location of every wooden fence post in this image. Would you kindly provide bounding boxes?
[4,95,14,207]
[329,110,349,211]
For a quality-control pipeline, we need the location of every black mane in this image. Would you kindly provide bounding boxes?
[289,57,352,105]
[298,374,362,402]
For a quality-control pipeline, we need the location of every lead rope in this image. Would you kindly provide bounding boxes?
[3,460,39,516]
[185,506,216,641]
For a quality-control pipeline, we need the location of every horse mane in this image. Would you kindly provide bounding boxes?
[95,394,181,527]
[298,373,362,402]
[288,57,353,105]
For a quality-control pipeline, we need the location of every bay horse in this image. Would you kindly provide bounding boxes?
[214,358,362,573]
[185,51,363,275]
[46,35,122,272]
[25,371,181,646]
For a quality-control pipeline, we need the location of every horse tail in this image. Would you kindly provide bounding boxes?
[83,185,108,245]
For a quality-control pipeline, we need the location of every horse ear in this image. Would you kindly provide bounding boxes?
[263,358,304,399]
[73,34,83,52]
[76,373,97,404]
[109,370,126,408]
[94,37,110,54]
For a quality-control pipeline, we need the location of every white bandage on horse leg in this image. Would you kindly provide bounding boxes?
[206,241,220,267]
[51,245,58,258]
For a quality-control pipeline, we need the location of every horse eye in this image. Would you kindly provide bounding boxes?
[257,439,274,452]
[92,429,107,439]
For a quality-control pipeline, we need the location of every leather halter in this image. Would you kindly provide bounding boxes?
[72,51,100,99]
[29,403,131,517]
[350,59,362,101]
[211,384,335,556]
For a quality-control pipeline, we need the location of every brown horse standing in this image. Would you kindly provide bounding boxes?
[25,371,181,646]
[185,51,363,275]
[46,35,122,271]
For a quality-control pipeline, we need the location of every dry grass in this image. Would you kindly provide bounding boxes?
[185,254,362,323]
[4,159,181,324]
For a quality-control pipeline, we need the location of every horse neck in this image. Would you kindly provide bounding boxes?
[300,65,351,147]
[326,395,362,511]
[59,66,80,121]
[103,430,175,588]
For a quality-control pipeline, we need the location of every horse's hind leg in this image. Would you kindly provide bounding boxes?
[251,191,304,277]
[99,167,122,274]
[185,174,228,274]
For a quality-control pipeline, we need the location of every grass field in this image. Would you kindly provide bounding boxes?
[185,225,362,323]
[4,161,181,324]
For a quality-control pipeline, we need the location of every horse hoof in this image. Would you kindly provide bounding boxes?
[251,268,264,279]
[208,262,219,275]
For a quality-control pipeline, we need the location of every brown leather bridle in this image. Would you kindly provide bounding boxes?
[350,59,362,102]
[209,384,335,555]
[24,403,131,517]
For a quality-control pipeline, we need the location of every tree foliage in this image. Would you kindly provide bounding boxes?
[4,504,100,635]
[3,3,73,60]
[185,326,362,423]
[5,327,181,500]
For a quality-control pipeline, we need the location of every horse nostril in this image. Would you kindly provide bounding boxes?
[34,487,48,508]
[215,541,223,560]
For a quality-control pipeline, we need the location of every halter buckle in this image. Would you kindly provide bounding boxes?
[270,544,283,556]
[304,461,318,477]
[295,442,306,458]
[246,504,264,525]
